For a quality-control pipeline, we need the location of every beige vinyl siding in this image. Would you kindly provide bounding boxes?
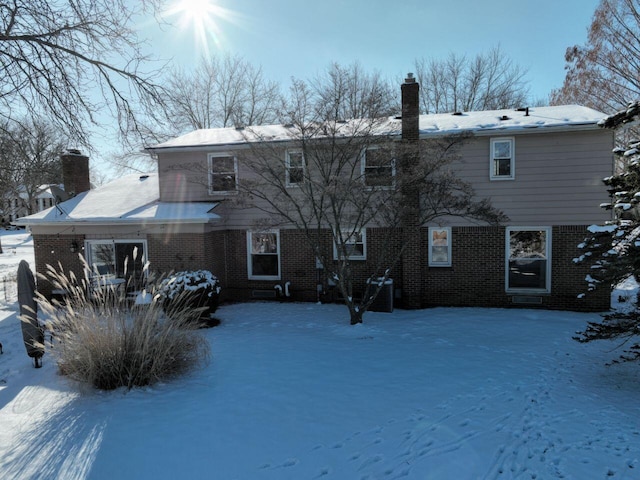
[156,127,613,228]
[452,129,613,226]
[158,150,221,201]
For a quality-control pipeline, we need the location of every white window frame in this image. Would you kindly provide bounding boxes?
[285,150,306,187]
[247,230,281,280]
[208,153,238,195]
[428,226,452,267]
[333,228,367,261]
[85,239,148,279]
[490,137,515,180]
[361,147,396,189]
[505,226,551,293]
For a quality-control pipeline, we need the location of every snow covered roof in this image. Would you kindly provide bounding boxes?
[14,173,219,226]
[147,105,606,151]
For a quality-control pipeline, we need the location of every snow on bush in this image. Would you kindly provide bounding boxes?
[158,270,221,300]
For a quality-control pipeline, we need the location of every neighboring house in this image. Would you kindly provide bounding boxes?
[16,79,613,311]
[2,184,67,224]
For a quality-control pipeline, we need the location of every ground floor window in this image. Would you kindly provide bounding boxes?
[428,227,451,266]
[247,231,280,280]
[85,240,147,286]
[506,227,551,292]
[333,229,367,261]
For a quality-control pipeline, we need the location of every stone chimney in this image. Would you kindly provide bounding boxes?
[401,73,420,141]
[61,149,90,197]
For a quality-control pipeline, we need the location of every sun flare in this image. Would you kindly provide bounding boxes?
[163,0,233,54]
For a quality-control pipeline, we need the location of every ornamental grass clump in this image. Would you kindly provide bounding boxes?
[37,263,210,391]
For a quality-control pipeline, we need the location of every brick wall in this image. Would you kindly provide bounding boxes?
[32,224,609,311]
[147,232,208,275]
[422,225,609,311]
[552,225,609,311]
[33,234,87,297]
[424,226,505,308]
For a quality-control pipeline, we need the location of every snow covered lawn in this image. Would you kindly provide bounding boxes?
[0,231,639,479]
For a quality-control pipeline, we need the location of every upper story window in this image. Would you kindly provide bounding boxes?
[286,150,306,186]
[333,229,367,261]
[506,227,551,293]
[362,148,395,188]
[490,137,515,180]
[208,153,238,194]
[247,231,281,280]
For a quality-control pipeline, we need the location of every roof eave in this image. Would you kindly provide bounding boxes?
[419,121,602,138]
[15,217,220,227]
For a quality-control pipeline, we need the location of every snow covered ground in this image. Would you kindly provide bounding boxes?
[0,230,639,479]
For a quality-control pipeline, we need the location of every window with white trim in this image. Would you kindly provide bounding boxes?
[333,229,367,260]
[362,147,395,188]
[85,240,147,283]
[506,227,551,292]
[208,153,238,194]
[285,150,305,186]
[490,137,515,180]
[428,227,451,267]
[247,231,281,280]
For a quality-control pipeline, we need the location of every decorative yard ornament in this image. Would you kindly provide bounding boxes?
[17,260,44,367]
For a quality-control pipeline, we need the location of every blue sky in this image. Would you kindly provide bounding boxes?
[145,0,601,102]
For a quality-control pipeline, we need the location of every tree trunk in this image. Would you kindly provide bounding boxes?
[350,308,363,325]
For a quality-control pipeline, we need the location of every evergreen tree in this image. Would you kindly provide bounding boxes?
[574,101,640,361]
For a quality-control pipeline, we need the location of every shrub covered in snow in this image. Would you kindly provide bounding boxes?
[158,270,222,320]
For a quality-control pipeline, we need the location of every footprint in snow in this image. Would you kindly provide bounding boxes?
[314,467,331,478]
[358,454,383,471]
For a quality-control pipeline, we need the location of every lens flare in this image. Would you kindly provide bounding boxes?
[162,0,234,55]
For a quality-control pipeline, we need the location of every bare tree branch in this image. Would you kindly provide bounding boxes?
[0,0,168,148]
[414,45,529,114]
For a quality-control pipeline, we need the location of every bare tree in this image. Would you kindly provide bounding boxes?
[414,46,530,113]
[0,0,167,147]
[0,119,66,252]
[111,54,283,175]
[0,119,65,213]
[239,67,505,325]
[311,62,399,121]
[165,54,282,132]
[550,0,640,113]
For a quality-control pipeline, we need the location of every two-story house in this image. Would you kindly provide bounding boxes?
[2,184,67,225]
[16,77,613,311]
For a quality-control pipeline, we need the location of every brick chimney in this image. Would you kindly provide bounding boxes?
[400,73,422,309]
[61,149,90,197]
[401,73,419,141]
